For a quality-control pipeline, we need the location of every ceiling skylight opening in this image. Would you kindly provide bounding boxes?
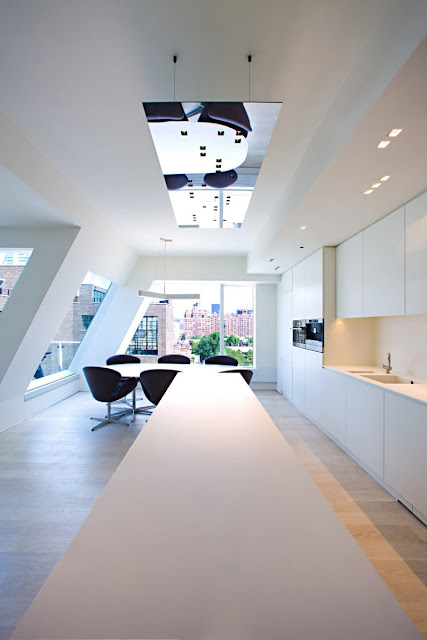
[377,140,390,149]
[388,128,402,137]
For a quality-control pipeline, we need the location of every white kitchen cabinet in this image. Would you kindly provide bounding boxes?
[292,261,305,320]
[281,289,293,400]
[405,190,427,315]
[336,233,363,318]
[322,369,347,445]
[281,268,293,294]
[346,378,384,478]
[305,250,322,319]
[292,346,305,412]
[384,393,427,520]
[362,208,404,317]
[305,350,323,424]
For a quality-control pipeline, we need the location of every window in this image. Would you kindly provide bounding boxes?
[0,248,33,313]
[81,315,94,331]
[127,316,158,355]
[31,271,111,383]
[92,289,106,303]
[154,282,254,365]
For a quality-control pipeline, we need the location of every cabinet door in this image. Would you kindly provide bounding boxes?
[322,369,347,445]
[305,350,323,424]
[282,290,293,400]
[363,208,404,317]
[385,393,427,519]
[292,346,305,412]
[405,191,427,315]
[281,268,293,294]
[346,378,384,478]
[336,233,363,318]
[292,261,305,320]
[305,250,323,319]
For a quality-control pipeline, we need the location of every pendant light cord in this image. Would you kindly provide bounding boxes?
[173,55,177,101]
[248,54,252,102]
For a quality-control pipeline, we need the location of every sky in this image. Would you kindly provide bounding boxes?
[161,282,254,318]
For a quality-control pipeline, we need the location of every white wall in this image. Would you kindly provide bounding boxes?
[375,315,427,378]
[255,283,277,384]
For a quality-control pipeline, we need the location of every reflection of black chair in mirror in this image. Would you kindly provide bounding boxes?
[164,174,189,191]
[143,102,187,122]
[83,367,137,432]
[205,355,238,366]
[203,170,238,189]
[139,369,180,410]
[220,368,253,385]
[158,354,191,364]
[198,102,251,137]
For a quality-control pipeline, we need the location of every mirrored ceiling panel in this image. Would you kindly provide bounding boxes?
[143,102,282,229]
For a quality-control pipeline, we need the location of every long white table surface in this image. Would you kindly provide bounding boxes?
[13,373,422,640]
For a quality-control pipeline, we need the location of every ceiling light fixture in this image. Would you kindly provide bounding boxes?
[138,238,200,300]
[364,189,373,195]
[371,182,381,189]
[377,140,390,149]
[300,225,307,230]
[388,128,402,137]
[379,175,390,181]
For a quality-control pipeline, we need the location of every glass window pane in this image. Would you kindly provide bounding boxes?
[31,271,111,382]
[223,285,254,366]
[0,249,33,313]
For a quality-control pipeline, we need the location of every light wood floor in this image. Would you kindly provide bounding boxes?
[0,390,426,639]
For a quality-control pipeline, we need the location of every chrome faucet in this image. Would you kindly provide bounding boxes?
[382,352,392,374]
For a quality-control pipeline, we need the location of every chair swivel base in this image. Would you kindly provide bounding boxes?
[91,404,133,432]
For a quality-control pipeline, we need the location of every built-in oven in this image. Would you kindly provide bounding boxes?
[305,318,324,352]
[292,319,306,349]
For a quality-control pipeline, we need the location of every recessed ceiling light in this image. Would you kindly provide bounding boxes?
[388,128,402,137]
[371,183,381,189]
[269,258,274,262]
[364,189,374,195]
[274,266,280,271]
[300,246,304,249]
[377,140,390,149]
[379,175,390,182]
[300,225,307,230]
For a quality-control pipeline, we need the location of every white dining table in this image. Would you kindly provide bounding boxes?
[12,371,423,640]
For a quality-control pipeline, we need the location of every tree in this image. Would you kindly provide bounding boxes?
[192,331,220,362]
[180,332,186,341]
[225,334,239,346]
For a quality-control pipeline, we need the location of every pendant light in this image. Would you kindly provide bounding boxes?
[138,238,200,300]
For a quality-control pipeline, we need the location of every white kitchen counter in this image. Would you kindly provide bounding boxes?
[324,364,427,407]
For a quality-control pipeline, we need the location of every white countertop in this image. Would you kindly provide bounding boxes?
[12,373,422,640]
[324,364,427,406]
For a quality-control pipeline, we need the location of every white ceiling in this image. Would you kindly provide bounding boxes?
[0,1,426,273]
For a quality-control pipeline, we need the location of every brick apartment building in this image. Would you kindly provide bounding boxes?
[183,303,253,339]
[127,302,174,363]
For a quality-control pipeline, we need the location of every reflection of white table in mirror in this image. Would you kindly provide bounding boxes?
[12,374,423,640]
[149,121,248,174]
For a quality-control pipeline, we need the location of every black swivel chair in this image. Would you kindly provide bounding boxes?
[106,354,140,365]
[83,367,137,432]
[198,102,251,137]
[220,368,253,385]
[205,355,238,366]
[158,354,191,364]
[139,369,180,410]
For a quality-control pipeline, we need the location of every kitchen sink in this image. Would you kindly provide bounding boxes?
[347,370,375,373]
[360,374,425,384]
